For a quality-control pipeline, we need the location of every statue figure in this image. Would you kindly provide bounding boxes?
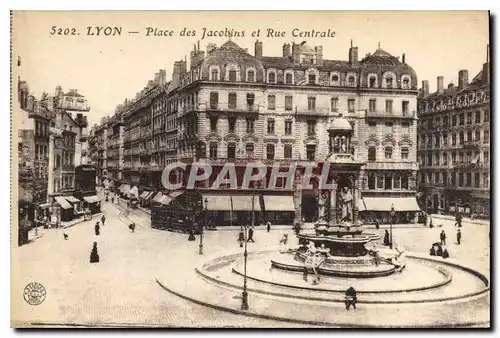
[339,186,353,221]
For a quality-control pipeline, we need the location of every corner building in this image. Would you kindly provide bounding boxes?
[417,46,490,218]
[169,40,420,225]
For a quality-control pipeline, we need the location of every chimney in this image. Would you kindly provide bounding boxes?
[282,43,291,57]
[448,82,454,90]
[483,44,490,84]
[437,76,444,94]
[458,69,468,89]
[147,80,154,88]
[315,46,323,66]
[207,43,217,54]
[160,69,167,85]
[421,80,429,97]
[348,40,358,65]
[291,43,301,64]
[254,40,263,58]
[190,50,196,70]
[402,53,406,64]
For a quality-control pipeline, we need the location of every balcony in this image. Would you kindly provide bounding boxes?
[201,102,262,114]
[462,140,482,150]
[366,110,416,120]
[61,164,75,172]
[452,162,490,169]
[365,161,419,171]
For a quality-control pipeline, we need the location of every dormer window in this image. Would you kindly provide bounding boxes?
[386,77,393,88]
[247,70,255,82]
[369,76,376,88]
[228,70,237,82]
[308,74,316,85]
[401,75,411,89]
[268,71,276,83]
[211,68,219,81]
[348,76,355,87]
[285,72,293,84]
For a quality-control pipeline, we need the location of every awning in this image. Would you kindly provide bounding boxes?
[129,186,139,199]
[161,191,183,205]
[153,192,164,203]
[231,196,262,211]
[358,198,366,212]
[471,153,480,164]
[139,191,150,199]
[363,197,421,212]
[263,195,295,211]
[202,195,262,211]
[144,191,155,200]
[83,195,101,203]
[203,195,232,211]
[37,203,51,209]
[54,196,72,209]
[65,196,80,203]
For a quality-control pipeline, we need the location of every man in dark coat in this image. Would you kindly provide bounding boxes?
[440,230,446,245]
[188,228,196,241]
[457,229,462,245]
[266,222,271,233]
[456,213,463,228]
[90,242,99,263]
[247,227,255,242]
[129,222,136,233]
[95,222,100,236]
[101,214,106,226]
[383,230,390,246]
[345,286,357,310]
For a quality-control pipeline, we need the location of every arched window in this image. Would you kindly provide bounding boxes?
[285,72,294,84]
[368,75,377,88]
[268,71,277,83]
[210,68,219,81]
[228,70,237,82]
[247,70,255,82]
[348,76,355,87]
[401,74,411,89]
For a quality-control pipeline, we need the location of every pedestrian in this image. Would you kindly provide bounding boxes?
[266,221,271,233]
[238,227,245,247]
[383,230,390,246]
[188,228,196,241]
[90,242,99,263]
[345,286,357,311]
[440,230,446,245]
[457,229,462,245]
[442,246,449,259]
[129,222,136,233]
[247,227,255,242]
[429,215,434,228]
[95,222,100,236]
[456,213,463,228]
[101,214,106,226]
[375,219,380,230]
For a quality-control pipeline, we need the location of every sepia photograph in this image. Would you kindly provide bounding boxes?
[10,10,491,328]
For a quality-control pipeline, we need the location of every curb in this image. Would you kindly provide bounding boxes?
[62,213,103,229]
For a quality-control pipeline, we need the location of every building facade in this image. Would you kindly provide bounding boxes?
[417,46,490,217]
[106,111,125,190]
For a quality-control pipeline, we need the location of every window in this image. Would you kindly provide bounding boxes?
[348,76,355,87]
[435,134,440,146]
[377,175,384,189]
[285,73,293,84]
[385,147,393,159]
[210,92,219,109]
[266,144,275,160]
[475,131,480,141]
[284,120,293,135]
[402,122,410,134]
[369,76,376,88]
[247,70,255,82]
[384,122,393,134]
[228,117,236,133]
[306,145,316,161]
[246,118,254,133]
[459,131,464,144]
[401,176,409,190]
[459,113,464,125]
[331,74,339,83]
[245,143,254,158]
[393,176,401,189]
[369,99,376,112]
[385,100,393,114]
[475,111,481,123]
[209,143,218,159]
[452,134,456,145]
[210,116,218,132]
[483,174,489,189]
[308,74,316,85]
[228,70,237,82]
[443,172,448,185]
[402,78,410,89]
[484,110,489,122]
[467,112,472,124]
[402,101,409,115]
[458,173,464,187]
[484,130,489,143]
[451,152,456,164]
[285,96,293,111]
[384,176,392,190]
[443,116,449,127]
[386,77,393,88]
[211,69,219,81]
[474,173,480,188]
[307,120,316,135]
[368,121,377,129]
[363,176,375,191]
[308,97,316,111]
[267,95,276,110]
[466,152,472,163]
[267,119,275,134]
[228,93,237,109]
[401,147,409,160]
[246,93,255,110]
[329,97,338,112]
[484,151,489,163]
[284,144,293,159]
[467,130,472,142]
[459,152,464,163]
[348,99,355,113]
[452,114,457,126]
[368,147,376,161]
[443,152,448,165]
[227,143,236,159]
[268,72,276,83]
[443,133,448,145]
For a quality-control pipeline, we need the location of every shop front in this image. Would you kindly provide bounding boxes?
[64,195,85,218]
[361,196,421,224]
[54,196,74,222]
[83,195,102,214]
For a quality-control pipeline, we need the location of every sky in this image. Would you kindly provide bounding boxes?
[12,11,490,126]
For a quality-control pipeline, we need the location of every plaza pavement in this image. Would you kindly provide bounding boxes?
[11,199,490,328]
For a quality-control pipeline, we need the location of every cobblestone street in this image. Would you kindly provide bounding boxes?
[11,200,490,327]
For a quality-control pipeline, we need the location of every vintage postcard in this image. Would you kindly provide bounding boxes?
[11,10,491,328]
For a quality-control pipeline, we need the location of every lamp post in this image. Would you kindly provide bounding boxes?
[241,191,253,311]
[199,197,207,255]
[390,203,395,250]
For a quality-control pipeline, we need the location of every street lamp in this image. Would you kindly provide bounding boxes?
[241,191,254,311]
[390,203,395,250]
[199,197,207,255]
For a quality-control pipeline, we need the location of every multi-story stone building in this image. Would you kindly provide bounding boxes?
[106,109,125,190]
[417,45,490,218]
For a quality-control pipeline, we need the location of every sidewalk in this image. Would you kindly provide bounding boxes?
[429,214,490,227]
[62,213,103,229]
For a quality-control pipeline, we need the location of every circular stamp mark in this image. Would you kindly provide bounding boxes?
[23,282,46,306]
